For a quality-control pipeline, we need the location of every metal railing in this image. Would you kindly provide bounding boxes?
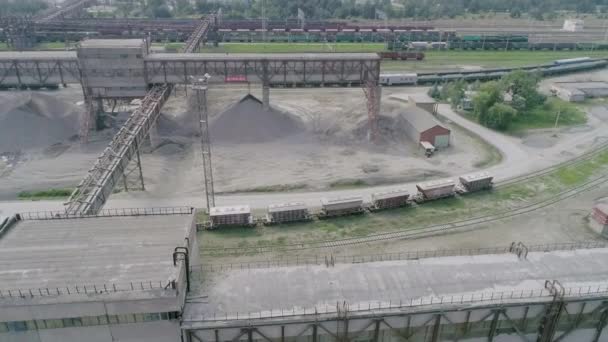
[197,241,606,272]
[0,280,175,300]
[19,206,194,220]
[183,284,608,322]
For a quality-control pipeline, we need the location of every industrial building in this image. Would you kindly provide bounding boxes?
[0,208,197,342]
[401,106,451,149]
[408,93,437,114]
[551,81,608,102]
[182,245,608,342]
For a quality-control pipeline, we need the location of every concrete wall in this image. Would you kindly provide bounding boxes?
[1,320,181,342]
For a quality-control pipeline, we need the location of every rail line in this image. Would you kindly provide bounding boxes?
[496,139,608,188]
[202,167,608,256]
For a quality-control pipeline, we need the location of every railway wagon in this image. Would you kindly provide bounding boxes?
[265,202,310,224]
[415,179,456,202]
[320,196,364,218]
[209,205,254,228]
[371,189,410,211]
[458,172,494,194]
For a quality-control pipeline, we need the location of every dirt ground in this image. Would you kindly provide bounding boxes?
[0,84,493,199]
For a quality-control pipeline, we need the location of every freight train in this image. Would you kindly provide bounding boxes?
[205,172,493,229]
[377,58,608,86]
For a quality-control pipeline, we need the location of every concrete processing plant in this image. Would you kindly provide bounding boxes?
[2,3,608,342]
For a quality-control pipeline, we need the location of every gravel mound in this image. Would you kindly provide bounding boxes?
[0,93,79,151]
[210,94,303,143]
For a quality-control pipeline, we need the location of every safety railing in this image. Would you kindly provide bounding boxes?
[0,280,176,300]
[18,206,194,220]
[195,241,606,272]
[183,284,608,322]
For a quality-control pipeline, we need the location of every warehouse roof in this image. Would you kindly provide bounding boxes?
[0,212,193,307]
[402,106,449,134]
[146,53,381,61]
[183,247,608,323]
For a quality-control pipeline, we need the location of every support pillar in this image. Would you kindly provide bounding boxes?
[149,120,161,149]
[262,83,270,111]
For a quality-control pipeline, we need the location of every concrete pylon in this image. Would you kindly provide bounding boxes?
[262,84,270,111]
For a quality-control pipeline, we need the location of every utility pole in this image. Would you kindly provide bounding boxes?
[191,74,215,212]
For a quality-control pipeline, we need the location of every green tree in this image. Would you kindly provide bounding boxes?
[473,81,502,121]
[446,79,466,109]
[428,83,441,99]
[484,103,517,130]
[501,70,545,109]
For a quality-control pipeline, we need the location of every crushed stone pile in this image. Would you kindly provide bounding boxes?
[210,94,304,143]
[0,93,79,151]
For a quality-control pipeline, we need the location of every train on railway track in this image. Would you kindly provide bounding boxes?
[203,172,493,229]
[377,58,608,86]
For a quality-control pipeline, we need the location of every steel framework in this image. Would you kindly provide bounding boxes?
[192,77,215,212]
[183,294,608,342]
[64,85,171,214]
[65,15,215,215]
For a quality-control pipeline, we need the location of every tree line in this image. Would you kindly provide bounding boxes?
[121,0,608,20]
[429,71,546,131]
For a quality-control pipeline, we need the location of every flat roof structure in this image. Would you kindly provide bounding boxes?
[184,247,608,320]
[79,38,145,48]
[0,51,77,61]
[0,210,195,311]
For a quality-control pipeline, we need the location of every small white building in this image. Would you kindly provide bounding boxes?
[563,19,584,32]
[551,82,608,102]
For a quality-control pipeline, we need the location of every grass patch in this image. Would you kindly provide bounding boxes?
[197,44,607,72]
[18,188,73,199]
[507,98,588,133]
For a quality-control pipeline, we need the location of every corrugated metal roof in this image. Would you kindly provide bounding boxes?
[146,53,381,61]
[402,106,448,134]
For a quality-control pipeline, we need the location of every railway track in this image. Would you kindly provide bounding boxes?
[496,139,608,188]
[202,150,608,256]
